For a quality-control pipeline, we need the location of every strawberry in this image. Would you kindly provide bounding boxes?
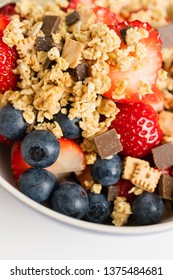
[140,86,165,112]
[110,102,162,158]
[93,6,120,25]
[104,20,162,103]
[0,3,16,16]
[0,133,13,145]
[115,179,136,202]
[67,0,94,10]
[47,138,86,178]
[0,38,18,93]
[0,14,11,37]
[11,140,31,181]
[75,165,94,191]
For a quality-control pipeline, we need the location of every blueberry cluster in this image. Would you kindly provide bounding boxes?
[0,104,165,225]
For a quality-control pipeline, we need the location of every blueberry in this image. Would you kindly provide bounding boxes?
[53,112,81,139]
[51,181,89,219]
[132,192,165,225]
[0,104,27,139]
[91,155,122,186]
[21,130,60,168]
[84,192,112,223]
[19,168,57,203]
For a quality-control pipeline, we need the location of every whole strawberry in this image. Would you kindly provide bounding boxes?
[110,102,162,158]
[0,37,18,93]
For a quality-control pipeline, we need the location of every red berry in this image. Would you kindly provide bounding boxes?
[67,0,94,10]
[104,20,162,103]
[0,14,11,37]
[93,6,119,25]
[0,3,16,16]
[140,86,165,112]
[0,38,18,93]
[115,179,135,202]
[110,102,162,158]
[11,140,31,181]
[0,133,13,145]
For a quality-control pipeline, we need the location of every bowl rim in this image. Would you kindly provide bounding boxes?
[1,0,173,236]
[1,175,173,236]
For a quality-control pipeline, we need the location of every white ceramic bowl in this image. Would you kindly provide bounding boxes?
[1,0,173,235]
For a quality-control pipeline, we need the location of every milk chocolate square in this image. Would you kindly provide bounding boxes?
[152,142,173,169]
[159,174,173,200]
[107,186,119,201]
[36,37,52,51]
[94,129,123,159]
[66,11,80,26]
[41,15,61,36]
[68,62,88,81]
[157,24,173,48]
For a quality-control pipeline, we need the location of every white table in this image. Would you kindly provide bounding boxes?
[0,186,173,260]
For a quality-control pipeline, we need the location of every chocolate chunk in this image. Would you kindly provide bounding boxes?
[157,24,173,48]
[159,174,173,200]
[68,62,88,81]
[36,37,52,51]
[66,11,80,26]
[107,185,119,201]
[44,57,55,69]
[120,26,132,44]
[152,142,173,169]
[41,15,61,36]
[94,129,123,159]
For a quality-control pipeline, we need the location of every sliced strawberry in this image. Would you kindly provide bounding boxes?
[93,6,119,25]
[104,20,162,103]
[115,179,136,202]
[0,133,13,145]
[140,86,165,112]
[0,14,11,37]
[0,3,16,16]
[0,38,18,93]
[11,140,31,181]
[110,102,162,158]
[67,0,94,10]
[46,138,86,178]
[75,165,93,191]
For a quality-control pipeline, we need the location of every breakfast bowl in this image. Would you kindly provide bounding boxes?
[1,0,173,235]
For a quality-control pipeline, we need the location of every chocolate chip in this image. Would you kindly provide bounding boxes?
[35,37,52,51]
[120,26,132,44]
[66,11,80,26]
[94,129,123,159]
[157,24,173,48]
[159,174,173,200]
[152,142,173,169]
[41,15,61,36]
[68,62,88,81]
[107,186,119,201]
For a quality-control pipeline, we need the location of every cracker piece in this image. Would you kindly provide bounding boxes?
[61,38,84,68]
[122,156,150,180]
[131,164,161,193]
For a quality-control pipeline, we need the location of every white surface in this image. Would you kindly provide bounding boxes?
[0,186,173,260]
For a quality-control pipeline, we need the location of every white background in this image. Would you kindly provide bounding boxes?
[0,186,173,260]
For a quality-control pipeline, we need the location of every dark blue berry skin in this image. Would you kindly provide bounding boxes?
[19,168,57,203]
[51,181,89,219]
[84,192,112,224]
[21,130,60,168]
[132,192,165,225]
[53,112,81,139]
[0,104,27,139]
[91,155,122,186]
